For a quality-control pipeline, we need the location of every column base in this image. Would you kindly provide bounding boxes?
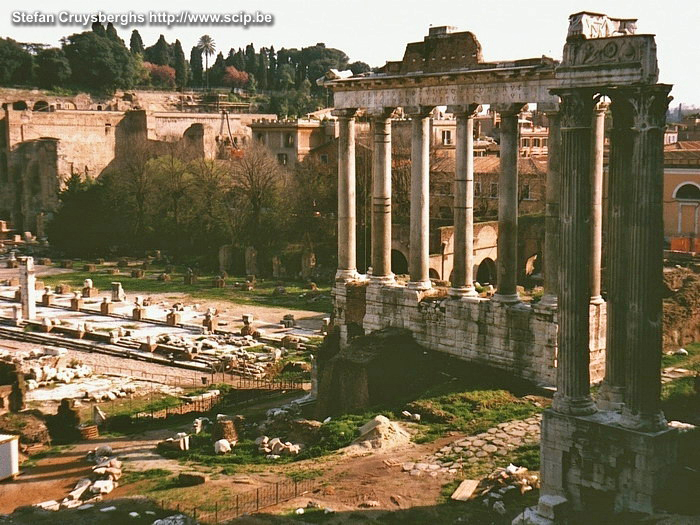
[596,383,625,412]
[590,295,605,305]
[369,273,396,286]
[407,279,431,291]
[492,292,520,304]
[552,393,597,416]
[335,269,360,283]
[448,286,479,298]
[538,294,558,308]
[619,406,667,433]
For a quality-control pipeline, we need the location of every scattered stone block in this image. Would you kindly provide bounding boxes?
[178,472,209,486]
[131,269,145,279]
[451,479,480,501]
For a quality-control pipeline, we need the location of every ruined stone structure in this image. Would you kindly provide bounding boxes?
[0,103,275,232]
[327,12,676,520]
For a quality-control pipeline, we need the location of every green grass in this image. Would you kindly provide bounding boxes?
[286,468,325,482]
[406,382,542,443]
[662,342,700,371]
[40,265,332,312]
[122,468,174,485]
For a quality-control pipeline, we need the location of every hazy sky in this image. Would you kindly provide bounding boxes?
[1,0,698,105]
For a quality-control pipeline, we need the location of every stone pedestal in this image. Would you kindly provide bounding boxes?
[527,409,677,523]
[203,315,219,332]
[41,292,54,307]
[132,307,146,321]
[82,287,98,298]
[70,296,83,311]
[100,299,114,315]
[111,282,126,302]
[166,311,182,326]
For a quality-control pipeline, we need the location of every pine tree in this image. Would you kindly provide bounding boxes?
[173,39,187,88]
[145,35,170,66]
[256,48,269,90]
[129,30,144,54]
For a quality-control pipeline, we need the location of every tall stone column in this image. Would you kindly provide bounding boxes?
[370,109,395,284]
[493,104,524,303]
[551,89,597,416]
[540,108,561,308]
[407,106,433,290]
[450,104,480,298]
[334,109,359,282]
[598,95,634,410]
[590,101,607,304]
[619,84,673,431]
[19,256,36,320]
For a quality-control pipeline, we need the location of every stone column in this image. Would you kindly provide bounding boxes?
[598,94,634,410]
[619,85,673,431]
[590,101,607,304]
[407,106,433,290]
[334,109,359,282]
[450,104,480,298]
[19,256,36,320]
[493,104,524,303]
[551,89,597,416]
[370,109,395,284]
[540,108,561,308]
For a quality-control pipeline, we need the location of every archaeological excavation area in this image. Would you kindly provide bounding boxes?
[0,9,697,525]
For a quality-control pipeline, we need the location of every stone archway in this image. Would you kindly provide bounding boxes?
[476,257,497,285]
[391,249,408,275]
[33,101,49,112]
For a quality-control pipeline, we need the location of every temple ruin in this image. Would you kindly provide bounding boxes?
[326,11,675,521]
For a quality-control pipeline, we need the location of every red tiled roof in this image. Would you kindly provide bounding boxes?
[664,149,700,166]
[432,156,547,175]
[665,141,700,151]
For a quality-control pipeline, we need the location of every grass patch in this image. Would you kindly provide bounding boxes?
[40,266,332,312]
[286,468,325,482]
[122,468,174,485]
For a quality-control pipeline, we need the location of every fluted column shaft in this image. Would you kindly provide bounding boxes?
[450,105,480,297]
[590,102,606,304]
[407,107,432,290]
[540,110,561,307]
[493,105,523,303]
[334,109,358,281]
[599,95,634,410]
[552,89,597,416]
[620,85,672,431]
[370,111,394,283]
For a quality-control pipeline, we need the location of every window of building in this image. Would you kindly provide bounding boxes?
[675,183,700,200]
[285,133,294,147]
[439,206,451,217]
[490,183,498,198]
[442,130,452,146]
[104,123,112,135]
[474,182,482,196]
[277,153,288,166]
[320,154,329,164]
[522,138,530,147]
[533,138,541,147]
[256,133,265,144]
[522,183,531,200]
[542,138,548,147]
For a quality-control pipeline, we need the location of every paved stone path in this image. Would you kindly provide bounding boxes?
[402,415,542,477]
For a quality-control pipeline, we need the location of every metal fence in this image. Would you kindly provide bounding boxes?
[89,362,308,391]
[158,478,317,523]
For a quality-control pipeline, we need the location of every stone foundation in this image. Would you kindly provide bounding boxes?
[527,409,678,522]
[334,280,606,387]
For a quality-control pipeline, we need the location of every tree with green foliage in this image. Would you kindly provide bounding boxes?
[145,34,171,66]
[105,22,122,44]
[63,29,138,94]
[173,39,187,88]
[197,35,216,89]
[129,30,144,54]
[189,46,203,87]
[35,48,71,89]
[349,61,371,75]
[91,22,106,37]
[0,38,34,85]
[208,51,226,86]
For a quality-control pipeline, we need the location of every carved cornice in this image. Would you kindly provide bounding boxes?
[448,104,481,118]
[404,105,435,118]
[491,103,527,117]
[331,108,359,119]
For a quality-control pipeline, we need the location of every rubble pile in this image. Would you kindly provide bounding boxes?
[348,415,410,451]
[33,445,124,511]
[0,346,95,390]
[255,435,304,458]
[464,464,541,515]
[84,382,136,402]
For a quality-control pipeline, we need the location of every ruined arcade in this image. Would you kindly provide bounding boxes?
[327,12,677,521]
